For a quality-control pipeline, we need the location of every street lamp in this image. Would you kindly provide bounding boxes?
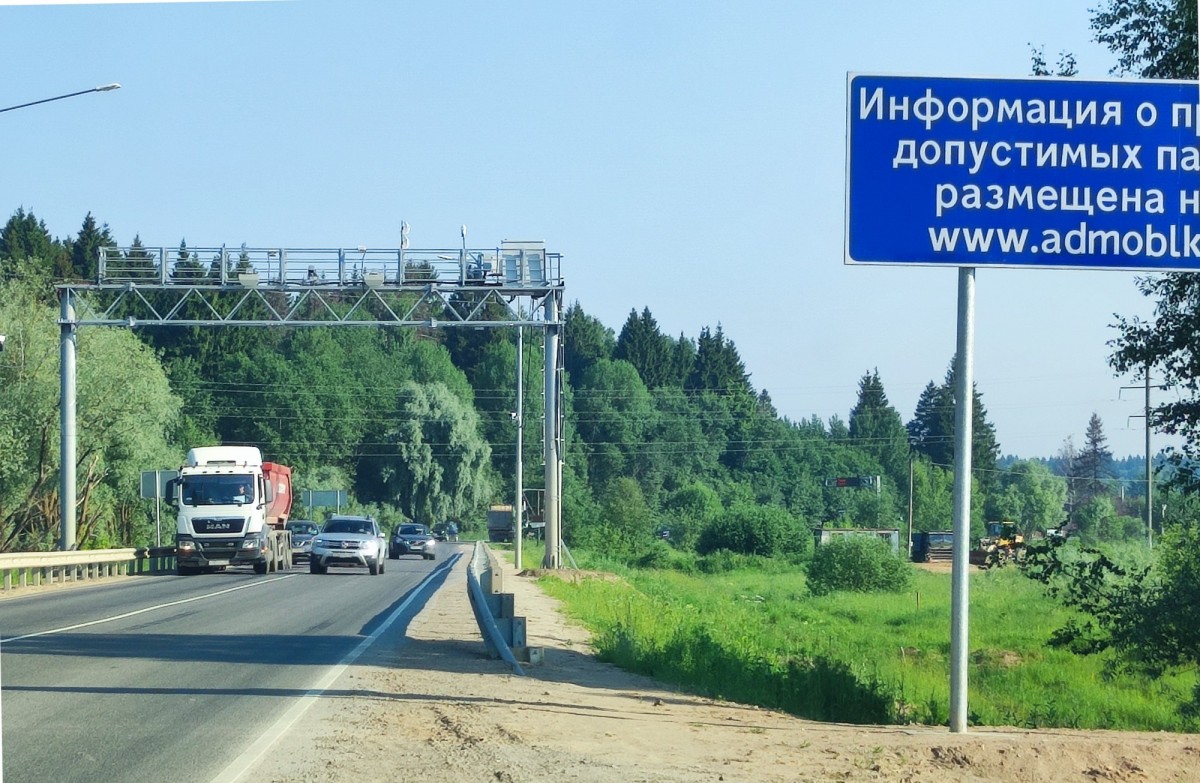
[0,83,121,114]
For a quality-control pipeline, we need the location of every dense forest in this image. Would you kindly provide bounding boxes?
[0,208,1163,555]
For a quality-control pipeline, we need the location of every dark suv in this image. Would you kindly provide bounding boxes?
[389,523,437,560]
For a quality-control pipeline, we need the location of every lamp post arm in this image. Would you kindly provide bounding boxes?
[0,83,120,114]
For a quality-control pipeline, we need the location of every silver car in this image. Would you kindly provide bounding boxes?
[310,515,387,575]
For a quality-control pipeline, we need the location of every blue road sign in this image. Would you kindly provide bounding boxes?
[846,73,1200,270]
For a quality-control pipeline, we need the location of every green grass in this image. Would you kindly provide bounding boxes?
[511,546,1197,730]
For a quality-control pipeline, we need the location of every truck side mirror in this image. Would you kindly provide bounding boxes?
[165,477,180,506]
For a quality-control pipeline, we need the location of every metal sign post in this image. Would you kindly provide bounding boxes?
[140,469,179,548]
[949,267,975,733]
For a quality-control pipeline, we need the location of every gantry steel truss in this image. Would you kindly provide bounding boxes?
[54,243,565,568]
[59,243,564,328]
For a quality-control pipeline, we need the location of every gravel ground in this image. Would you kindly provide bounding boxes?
[240,545,1200,783]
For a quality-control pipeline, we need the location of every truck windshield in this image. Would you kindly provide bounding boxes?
[180,475,255,506]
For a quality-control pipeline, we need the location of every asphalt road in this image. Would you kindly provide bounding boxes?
[1,551,460,783]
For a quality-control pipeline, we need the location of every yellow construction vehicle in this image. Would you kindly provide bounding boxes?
[969,521,1025,568]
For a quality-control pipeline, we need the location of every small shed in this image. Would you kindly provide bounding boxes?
[812,527,901,556]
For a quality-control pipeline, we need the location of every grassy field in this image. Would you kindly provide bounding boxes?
[508,542,1197,730]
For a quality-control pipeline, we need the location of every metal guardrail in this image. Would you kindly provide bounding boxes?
[0,547,177,593]
[466,541,525,676]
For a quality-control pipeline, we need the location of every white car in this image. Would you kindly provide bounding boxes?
[309,515,387,575]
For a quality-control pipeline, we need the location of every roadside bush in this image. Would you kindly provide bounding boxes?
[806,535,912,596]
[697,503,811,559]
[636,540,699,573]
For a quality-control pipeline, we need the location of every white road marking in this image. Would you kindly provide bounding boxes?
[1,574,295,643]
[210,554,460,783]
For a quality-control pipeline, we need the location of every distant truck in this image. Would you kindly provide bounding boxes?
[486,495,547,543]
[167,446,293,575]
[911,530,954,563]
[487,504,514,543]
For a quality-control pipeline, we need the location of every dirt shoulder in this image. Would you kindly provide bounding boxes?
[245,546,1200,783]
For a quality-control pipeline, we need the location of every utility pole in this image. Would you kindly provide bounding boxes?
[1146,365,1153,549]
[1121,364,1163,549]
[907,455,915,560]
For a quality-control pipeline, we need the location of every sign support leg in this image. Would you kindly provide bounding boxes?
[950,266,975,733]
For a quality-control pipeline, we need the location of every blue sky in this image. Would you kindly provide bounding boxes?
[2,0,1176,458]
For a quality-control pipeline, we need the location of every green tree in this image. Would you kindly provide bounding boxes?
[1091,0,1195,79]
[686,324,751,395]
[910,458,954,533]
[66,212,114,281]
[1075,413,1114,502]
[0,275,180,550]
[1076,495,1121,544]
[372,381,492,524]
[660,481,722,551]
[990,460,1068,534]
[667,332,696,387]
[848,369,911,487]
[572,359,654,488]
[906,362,1000,489]
[0,207,67,279]
[1092,2,1200,489]
[907,381,953,466]
[615,307,674,389]
[123,234,159,280]
[1020,523,1200,682]
[563,301,615,383]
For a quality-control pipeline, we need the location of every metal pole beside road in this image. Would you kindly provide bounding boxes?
[950,267,976,733]
[515,326,524,570]
[543,295,561,568]
[60,293,77,551]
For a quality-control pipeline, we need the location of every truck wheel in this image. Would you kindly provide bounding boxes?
[309,561,325,574]
[368,559,379,576]
[177,565,199,576]
[254,560,268,575]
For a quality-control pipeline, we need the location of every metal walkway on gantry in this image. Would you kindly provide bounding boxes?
[57,241,562,328]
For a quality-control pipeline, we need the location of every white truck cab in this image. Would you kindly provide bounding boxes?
[167,446,292,575]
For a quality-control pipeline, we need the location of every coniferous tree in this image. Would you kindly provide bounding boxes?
[614,307,673,389]
[686,324,751,395]
[1075,413,1114,502]
[563,301,615,383]
[848,369,911,487]
[66,212,114,281]
[0,207,66,278]
[668,332,696,387]
[908,381,954,466]
[124,234,158,280]
[906,361,1000,489]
